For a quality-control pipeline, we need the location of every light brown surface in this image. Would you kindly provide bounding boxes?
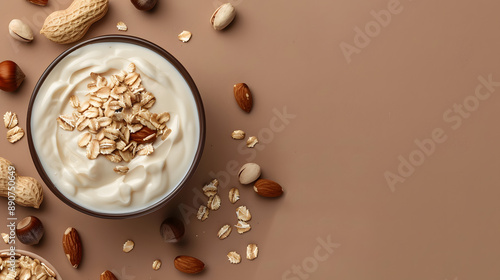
[0,0,499,279]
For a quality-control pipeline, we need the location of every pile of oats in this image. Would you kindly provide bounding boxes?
[56,63,172,172]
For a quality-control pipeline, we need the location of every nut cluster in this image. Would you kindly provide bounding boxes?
[57,63,172,171]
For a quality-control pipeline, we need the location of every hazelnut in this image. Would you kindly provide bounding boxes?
[130,0,157,11]
[160,217,184,243]
[0,60,25,92]
[16,216,44,245]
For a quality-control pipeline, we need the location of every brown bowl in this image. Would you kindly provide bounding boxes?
[0,249,62,279]
[27,35,205,219]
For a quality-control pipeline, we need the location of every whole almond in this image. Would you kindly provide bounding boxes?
[27,0,48,6]
[238,163,261,184]
[100,270,118,280]
[210,3,236,31]
[254,179,284,198]
[130,126,157,144]
[174,255,205,274]
[62,227,83,268]
[233,83,253,113]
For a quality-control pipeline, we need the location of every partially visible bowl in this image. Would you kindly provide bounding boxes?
[27,35,205,218]
[0,249,62,279]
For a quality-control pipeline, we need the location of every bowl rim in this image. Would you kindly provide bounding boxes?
[26,35,206,219]
[0,249,63,279]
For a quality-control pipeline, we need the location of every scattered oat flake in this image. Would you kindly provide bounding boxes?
[78,132,92,148]
[207,194,221,211]
[227,251,241,264]
[203,179,219,197]
[246,244,259,260]
[3,112,18,129]
[6,126,24,144]
[152,259,162,270]
[197,205,209,221]
[229,187,240,204]
[114,166,129,175]
[117,21,128,31]
[178,30,192,42]
[218,224,232,240]
[247,136,259,148]
[235,220,251,234]
[236,206,251,222]
[123,239,135,252]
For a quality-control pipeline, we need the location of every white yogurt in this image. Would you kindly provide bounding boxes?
[31,42,201,214]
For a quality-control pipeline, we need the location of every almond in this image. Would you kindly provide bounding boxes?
[174,255,205,274]
[27,0,48,6]
[130,126,157,144]
[233,83,253,113]
[62,227,83,268]
[253,179,284,198]
[100,270,118,280]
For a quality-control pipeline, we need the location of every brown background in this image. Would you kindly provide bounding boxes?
[0,0,499,279]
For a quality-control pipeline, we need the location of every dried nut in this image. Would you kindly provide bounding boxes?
[0,157,44,209]
[174,255,205,274]
[113,166,129,175]
[210,3,236,31]
[235,220,251,234]
[0,60,25,92]
[178,30,192,43]
[238,163,261,184]
[152,259,162,270]
[28,0,49,6]
[247,136,259,148]
[1,233,9,243]
[122,239,134,252]
[16,216,44,245]
[207,194,221,211]
[116,21,128,31]
[9,19,34,42]
[217,224,232,240]
[62,227,83,268]
[233,83,253,113]
[236,206,251,222]
[100,270,118,280]
[254,179,284,198]
[131,0,157,11]
[160,217,185,243]
[196,205,209,221]
[40,0,109,44]
[246,243,259,260]
[7,126,25,144]
[202,179,219,197]
[130,126,157,144]
[227,251,241,264]
[228,187,240,203]
[231,129,245,140]
[3,112,18,129]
